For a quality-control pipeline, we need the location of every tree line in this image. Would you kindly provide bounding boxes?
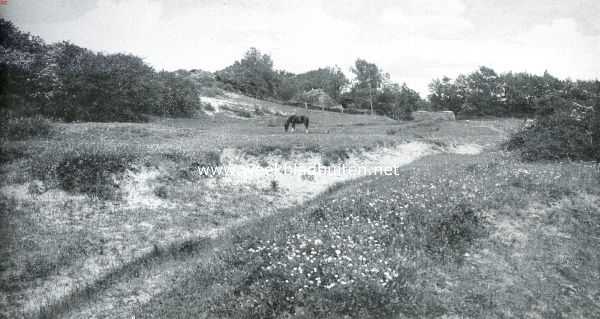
[1,18,598,125]
[215,48,427,120]
[429,66,599,117]
[1,19,201,122]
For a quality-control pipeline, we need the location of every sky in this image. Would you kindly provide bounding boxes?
[2,0,599,96]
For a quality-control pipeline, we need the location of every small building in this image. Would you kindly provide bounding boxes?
[292,89,338,111]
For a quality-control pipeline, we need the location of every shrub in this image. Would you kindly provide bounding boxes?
[55,153,134,200]
[507,100,596,161]
[46,43,158,122]
[154,71,201,117]
[321,148,350,166]
[426,204,486,263]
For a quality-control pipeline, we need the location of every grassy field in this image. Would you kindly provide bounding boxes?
[2,94,597,319]
[138,152,600,318]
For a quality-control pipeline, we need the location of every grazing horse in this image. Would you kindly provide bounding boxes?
[284,115,309,133]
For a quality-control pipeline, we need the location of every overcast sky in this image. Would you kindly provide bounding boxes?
[2,0,599,96]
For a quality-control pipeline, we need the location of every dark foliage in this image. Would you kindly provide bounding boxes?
[507,96,598,161]
[215,47,278,99]
[55,153,134,199]
[1,19,200,122]
[429,66,597,118]
[426,204,487,262]
[153,71,201,117]
[46,43,157,121]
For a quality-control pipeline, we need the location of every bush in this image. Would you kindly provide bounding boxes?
[426,204,486,262]
[54,153,134,200]
[154,71,201,117]
[46,43,158,122]
[507,99,597,161]
[321,148,350,166]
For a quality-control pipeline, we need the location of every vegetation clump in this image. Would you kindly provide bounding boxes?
[1,19,201,122]
[321,148,350,166]
[55,153,133,200]
[507,95,599,161]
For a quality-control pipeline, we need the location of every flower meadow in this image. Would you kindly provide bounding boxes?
[172,152,600,319]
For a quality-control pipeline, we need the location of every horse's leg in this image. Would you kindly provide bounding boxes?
[305,119,309,133]
[291,123,295,132]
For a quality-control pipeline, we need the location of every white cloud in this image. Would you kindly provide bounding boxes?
[380,0,473,39]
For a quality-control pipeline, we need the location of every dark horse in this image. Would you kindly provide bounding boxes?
[284,115,309,133]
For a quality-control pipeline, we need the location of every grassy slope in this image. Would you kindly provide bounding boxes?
[118,110,600,319]
[1,98,459,318]
[139,151,600,319]
[0,93,559,319]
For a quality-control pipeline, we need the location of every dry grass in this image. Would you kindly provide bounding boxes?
[0,108,526,318]
[138,152,600,318]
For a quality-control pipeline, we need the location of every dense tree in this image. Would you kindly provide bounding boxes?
[295,66,348,101]
[463,66,502,115]
[1,19,203,122]
[274,70,298,101]
[1,19,50,116]
[215,47,278,99]
[376,83,425,120]
[276,66,349,103]
[428,66,597,118]
[44,42,158,121]
[429,76,465,114]
[154,71,201,117]
[351,59,383,115]
[0,19,45,55]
